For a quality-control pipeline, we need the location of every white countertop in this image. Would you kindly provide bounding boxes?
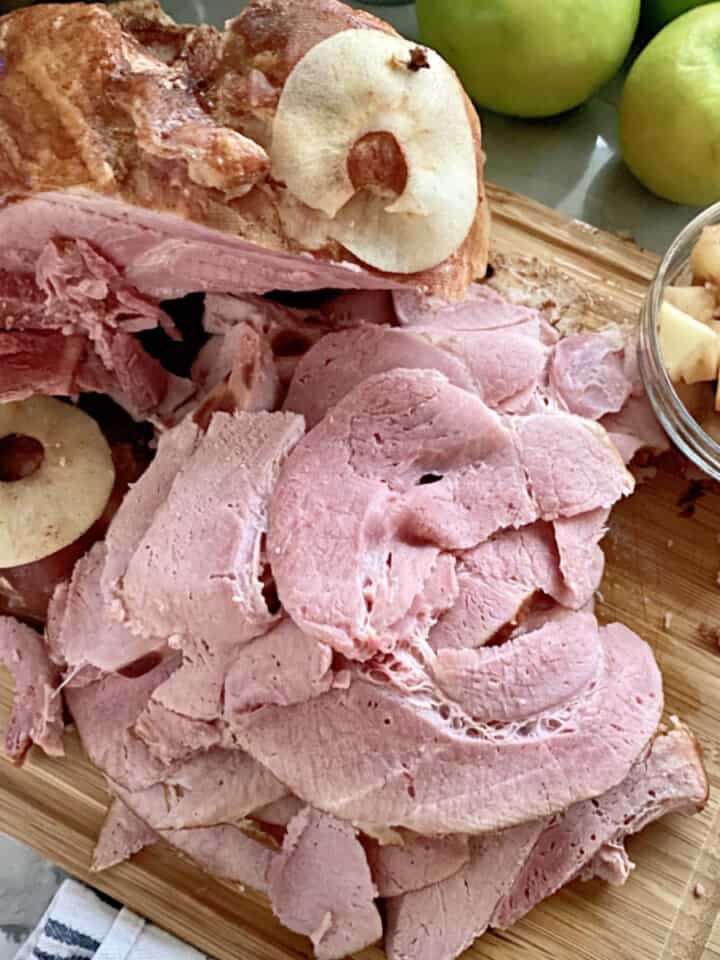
[0,2,699,956]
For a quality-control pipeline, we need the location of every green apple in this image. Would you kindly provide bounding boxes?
[640,0,712,37]
[415,0,641,118]
[620,4,720,205]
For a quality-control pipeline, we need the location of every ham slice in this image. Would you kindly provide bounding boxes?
[268,808,382,960]
[234,615,663,835]
[284,320,548,429]
[0,616,64,763]
[108,411,304,731]
[550,331,633,420]
[384,822,542,960]
[65,655,181,791]
[385,725,706,960]
[224,619,335,719]
[113,748,287,831]
[92,798,157,873]
[494,724,708,926]
[47,542,165,675]
[160,825,274,892]
[366,833,470,898]
[270,369,632,660]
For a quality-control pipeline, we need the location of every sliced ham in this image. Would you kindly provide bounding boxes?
[0,194,404,302]
[284,320,548,429]
[268,808,382,960]
[601,394,670,464]
[115,410,302,645]
[494,724,708,927]
[224,619,334,719]
[552,508,609,608]
[550,331,633,420]
[270,369,631,660]
[65,655,181,791]
[393,283,539,333]
[366,833,470,898]
[47,542,165,675]
[133,702,221,767]
[113,747,288,830]
[430,613,601,720]
[235,616,663,834]
[0,616,64,763]
[385,725,706,960]
[107,411,303,735]
[102,416,202,607]
[428,524,567,651]
[510,412,633,519]
[160,825,274,892]
[384,822,543,960]
[91,798,157,873]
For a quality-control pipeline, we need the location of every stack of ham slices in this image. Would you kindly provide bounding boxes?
[0,2,707,960]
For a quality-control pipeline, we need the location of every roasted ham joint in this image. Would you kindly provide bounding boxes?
[0,1,708,959]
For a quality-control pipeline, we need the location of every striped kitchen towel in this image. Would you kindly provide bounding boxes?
[14,880,208,960]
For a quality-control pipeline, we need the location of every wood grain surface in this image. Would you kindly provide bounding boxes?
[1,182,719,960]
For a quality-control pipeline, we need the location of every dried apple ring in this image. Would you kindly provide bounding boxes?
[270,29,478,274]
[0,397,115,567]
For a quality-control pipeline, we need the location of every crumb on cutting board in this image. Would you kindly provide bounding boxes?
[697,623,720,648]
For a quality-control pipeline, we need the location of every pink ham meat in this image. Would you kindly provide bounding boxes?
[494,724,708,927]
[109,411,304,725]
[160,825,274,892]
[430,613,600,719]
[0,193,403,300]
[0,238,185,420]
[552,508,609,608]
[550,332,633,420]
[284,321,548,429]
[366,833,470,897]
[202,290,396,393]
[0,331,85,402]
[47,542,165,674]
[601,394,670,464]
[268,808,382,960]
[384,822,543,960]
[393,283,548,335]
[0,616,64,763]
[510,412,632,519]
[385,726,706,960]
[189,324,281,427]
[235,615,663,834]
[64,655,181,791]
[102,417,202,605]
[224,619,335,719]
[113,748,287,830]
[133,700,221,767]
[269,369,632,660]
[579,842,634,886]
[428,523,581,651]
[91,798,157,873]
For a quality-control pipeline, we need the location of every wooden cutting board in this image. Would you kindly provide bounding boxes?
[2,182,720,960]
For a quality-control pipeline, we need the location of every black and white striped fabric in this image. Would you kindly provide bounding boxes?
[14,881,207,960]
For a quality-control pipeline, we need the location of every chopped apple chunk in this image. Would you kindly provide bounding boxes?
[664,285,716,324]
[691,225,720,287]
[658,302,720,384]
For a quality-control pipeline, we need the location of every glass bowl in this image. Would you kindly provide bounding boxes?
[639,201,720,482]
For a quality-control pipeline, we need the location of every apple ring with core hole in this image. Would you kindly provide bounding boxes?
[270,29,478,275]
[0,396,115,568]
